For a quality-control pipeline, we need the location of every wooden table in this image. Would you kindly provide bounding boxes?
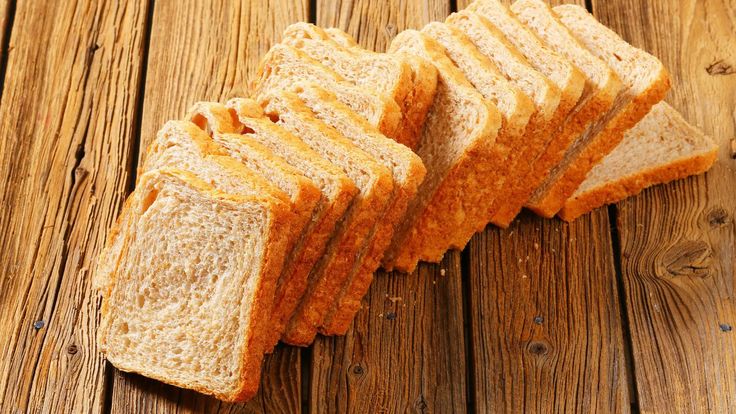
[1,0,734,412]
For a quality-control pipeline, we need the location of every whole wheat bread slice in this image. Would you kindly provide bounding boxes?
[559,102,718,221]
[99,168,292,402]
[526,4,671,217]
[384,30,502,272]
[323,28,440,150]
[280,23,429,149]
[420,21,536,243]
[287,83,427,335]
[445,10,565,227]
[253,44,402,142]
[256,90,394,345]
[224,98,360,350]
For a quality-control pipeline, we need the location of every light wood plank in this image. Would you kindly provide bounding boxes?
[458,0,632,412]
[310,2,469,412]
[110,1,308,412]
[592,1,736,412]
[0,0,150,412]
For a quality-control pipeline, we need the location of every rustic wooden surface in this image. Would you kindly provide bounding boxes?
[0,1,733,413]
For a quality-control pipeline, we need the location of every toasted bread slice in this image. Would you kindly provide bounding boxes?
[323,28,440,150]
[384,30,502,272]
[253,44,402,141]
[531,4,671,216]
[287,83,427,335]
[559,102,718,221]
[224,98,360,350]
[257,91,394,345]
[99,167,292,402]
[445,10,564,227]
[421,21,535,244]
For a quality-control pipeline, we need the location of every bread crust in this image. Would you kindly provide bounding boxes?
[558,149,717,222]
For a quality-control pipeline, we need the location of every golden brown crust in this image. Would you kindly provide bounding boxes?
[528,72,671,218]
[393,54,440,150]
[558,149,717,222]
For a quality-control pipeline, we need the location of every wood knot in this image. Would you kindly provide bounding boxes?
[414,395,428,411]
[706,59,735,76]
[661,240,712,278]
[707,207,730,228]
[527,340,550,356]
[351,363,365,376]
[67,344,78,355]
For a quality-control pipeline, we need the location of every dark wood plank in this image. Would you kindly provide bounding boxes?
[0,0,150,412]
[591,1,736,412]
[110,1,308,412]
[457,0,631,412]
[310,2,469,413]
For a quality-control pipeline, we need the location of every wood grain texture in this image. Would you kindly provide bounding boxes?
[310,2,469,412]
[457,0,632,412]
[0,0,150,412]
[0,0,10,80]
[592,1,736,412]
[110,1,308,413]
[466,210,630,413]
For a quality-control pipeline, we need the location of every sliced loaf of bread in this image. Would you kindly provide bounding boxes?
[256,90,395,345]
[280,23,427,148]
[385,30,502,272]
[445,10,564,227]
[527,4,671,217]
[288,83,427,335]
[224,98,360,350]
[99,167,292,401]
[559,102,718,221]
[253,44,402,142]
[420,21,535,243]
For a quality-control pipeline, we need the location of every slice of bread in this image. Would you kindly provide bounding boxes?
[257,90,395,345]
[559,102,718,221]
[225,98,359,350]
[287,83,427,335]
[420,21,536,243]
[323,28,440,151]
[95,121,293,294]
[253,44,403,143]
[510,0,622,216]
[281,23,425,148]
[529,4,671,217]
[99,168,292,402]
[445,10,564,227]
[385,30,502,272]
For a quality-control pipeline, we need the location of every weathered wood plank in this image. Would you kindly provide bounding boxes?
[310,2,468,413]
[110,1,309,412]
[0,0,150,412]
[0,0,10,79]
[457,0,631,412]
[591,1,736,412]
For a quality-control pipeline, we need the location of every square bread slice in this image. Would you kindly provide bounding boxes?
[511,0,621,216]
[385,30,502,272]
[420,21,536,244]
[99,167,292,402]
[559,102,718,221]
[280,23,432,149]
[256,90,395,346]
[529,4,672,216]
[95,121,294,294]
[445,10,564,227]
[287,83,427,335]
[253,44,403,143]
[224,98,360,350]
[323,27,440,150]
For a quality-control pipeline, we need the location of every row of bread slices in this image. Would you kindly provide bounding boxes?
[96,0,718,402]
